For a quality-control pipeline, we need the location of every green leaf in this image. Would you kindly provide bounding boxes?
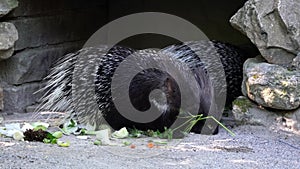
[33,125,47,131]
[94,140,102,145]
[123,141,131,146]
[57,140,70,147]
[52,131,63,139]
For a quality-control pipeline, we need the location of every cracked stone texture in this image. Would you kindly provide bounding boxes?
[232,96,281,126]
[0,22,18,60]
[0,0,18,17]
[242,56,300,110]
[1,82,44,114]
[0,42,82,85]
[230,0,300,65]
[233,96,300,132]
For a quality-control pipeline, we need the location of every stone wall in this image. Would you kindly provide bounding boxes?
[230,0,300,132]
[0,0,107,114]
[0,0,253,115]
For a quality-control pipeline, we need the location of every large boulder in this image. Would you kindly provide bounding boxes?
[242,56,300,110]
[230,0,300,65]
[0,22,18,60]
[232,96,300,132]
[232,96,280,126]
[0,0,18,17]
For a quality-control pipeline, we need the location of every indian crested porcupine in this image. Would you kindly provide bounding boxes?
[37,40,248,134]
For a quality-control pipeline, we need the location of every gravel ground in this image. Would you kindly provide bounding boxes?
[0,113,300,169]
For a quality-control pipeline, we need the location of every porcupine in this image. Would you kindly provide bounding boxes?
[37,40,248,134]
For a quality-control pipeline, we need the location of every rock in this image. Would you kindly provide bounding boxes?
[8,0,105,17]
[242,57,300,110]
[233,96,300,132]
[0,86,3,111]
[0,0,18,17]
[291,53,300,70]
[283,109,300,131]
[0,42,81,85]
[0,22,18,60]
[232,96,281,126]
[230,0,300,65]
[2,82,44,114]
[11,11,104,51]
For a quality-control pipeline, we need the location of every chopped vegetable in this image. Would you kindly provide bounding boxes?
[57,140,70,147]
[52,131,63,139]
[13,131,24,141]
[94,140,102,145]
[61,119,79,135]
[123,141,131,146]
[32,122,49,131]
[147,142,155,148]
[112,127,129,139]
[96,129,111,145]
[76,136,89,140]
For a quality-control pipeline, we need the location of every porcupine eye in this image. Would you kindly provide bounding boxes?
[128,68,181,115]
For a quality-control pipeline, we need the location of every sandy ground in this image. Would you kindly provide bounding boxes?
[0,113,300,169]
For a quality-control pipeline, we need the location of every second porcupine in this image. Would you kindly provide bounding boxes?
[37,40,249,134]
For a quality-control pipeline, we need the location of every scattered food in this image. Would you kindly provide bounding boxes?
[24,129,49,142]
[147,142,155,148]
[94,140,102,145]
[112,127,129,139]
[52,131,63,139]
[57,140,70,147]
[130,144,136,149]
[76,136,89,140]
[96,129,111,145]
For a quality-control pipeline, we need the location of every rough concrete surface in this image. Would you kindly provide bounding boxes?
[0,113,299,169]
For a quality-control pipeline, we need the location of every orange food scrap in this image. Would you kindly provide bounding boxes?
[130,144,136,149]
[147,142,155,148]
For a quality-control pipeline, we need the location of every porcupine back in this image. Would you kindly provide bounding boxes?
[36,40,247,133]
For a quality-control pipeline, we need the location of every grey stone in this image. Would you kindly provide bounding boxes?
[0,85,3,111]
[8,0,106,17]
[291,53,300,70]
[2,82,44,114]
[232,96,281,126]
[11,10,105,51]
[0,42,82,85]
[242,57,300,110]
[233,96,300,132]
[0,22,18,60]
[283,108,300,131]
[0,47,14,60]
[0,0,18,17]
[230,0,300,65]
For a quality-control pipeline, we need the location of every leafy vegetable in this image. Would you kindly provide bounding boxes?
[112,127,129,139]
[57,140,70,147]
